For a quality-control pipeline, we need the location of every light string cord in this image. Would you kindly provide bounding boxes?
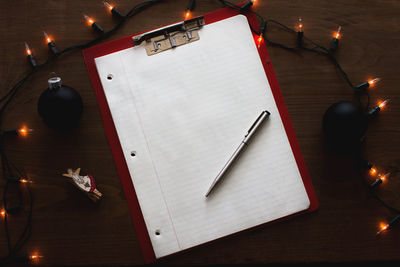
[0,0,165,264]
[218,0,398,231]
[0,1,396,264]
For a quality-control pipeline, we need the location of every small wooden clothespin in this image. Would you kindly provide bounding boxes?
[62,168,102,202]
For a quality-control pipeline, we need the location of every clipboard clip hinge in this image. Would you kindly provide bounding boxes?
[132,16,205,56]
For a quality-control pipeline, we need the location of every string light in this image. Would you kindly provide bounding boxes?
[368,78,381,87]
[19,178,32,184]
[185,0,195,19]
[7,177,31,184]
[103,1,124,19]
[24,42,37,67]
[29,253,43,263]
[297,17,303,47]
[355,77,381,91]
[378,99,389,109]
[43,31,59,55]
[2,126,33,136]
[257,20,266,48]
[83,14,104,34]
[369,167,378,176]
[368,99,389,117]
[297,17,303,32]
[377,215,400,235]
[330,26,341,53]
[370,173,390,188]
[1,1,399,263]
[334,26,341,39]
[18,126,33,137]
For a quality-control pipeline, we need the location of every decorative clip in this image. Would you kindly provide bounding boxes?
[62,168,102,202]
[132,16,205,56]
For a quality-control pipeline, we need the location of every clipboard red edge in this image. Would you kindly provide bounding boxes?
[83,6,318,264]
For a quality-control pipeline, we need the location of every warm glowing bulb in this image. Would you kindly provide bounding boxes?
[20,178,29,183]
[297,17,303,32]
[18,126,33,137]
[334,26,341,39]
[29,253,43,261]
[185,11,191,19]
[103,1,114,11]
[257,34,263,48]
[25,42,32,56]
[84,14,95,26]
[369,167,377,176]
[377,222,389,235]
[378,99,389,109]
[368,78,381,87]
[1,209,5,217]
[43,31,52,44]
[379,173,390,182]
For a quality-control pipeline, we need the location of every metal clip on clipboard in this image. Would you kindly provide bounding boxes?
[132,16,205,56]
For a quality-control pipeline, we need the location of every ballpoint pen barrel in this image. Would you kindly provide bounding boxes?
[205,142,246,197]
[205,110,270,197]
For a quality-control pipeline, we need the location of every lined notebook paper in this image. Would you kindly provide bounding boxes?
[94,15,310,259]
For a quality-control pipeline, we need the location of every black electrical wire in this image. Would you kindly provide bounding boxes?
[0,0,397,264]
[0,1,166,265]
[219,0,398,234]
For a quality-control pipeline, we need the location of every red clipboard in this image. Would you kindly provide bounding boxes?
[83,6,318,263]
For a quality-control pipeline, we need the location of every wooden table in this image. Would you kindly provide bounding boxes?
[1,0,399,265]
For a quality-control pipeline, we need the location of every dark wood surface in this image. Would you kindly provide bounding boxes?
[1,0,400,265]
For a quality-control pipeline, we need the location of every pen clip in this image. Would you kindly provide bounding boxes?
[245,110,270,137]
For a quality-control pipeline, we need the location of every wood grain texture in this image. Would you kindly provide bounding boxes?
[0,0,400,265]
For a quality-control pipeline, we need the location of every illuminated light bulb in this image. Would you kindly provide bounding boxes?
[103,1,123,18]
[368,99,389,118]
[356,77,381,91]
[297,17,303,32]
[334,26,342,39]
[25,42,32,56]
[377,222,389,235]
[185,10,191,19]
[185,0,195,19]
[296,17,304,47]
[18,126,33,137]
[368,78,381,87]
[369,167,377,176]
[83,14,104,34]
[370,173,390,188]
[376,215,400,235]
[378,99,389,109]
[329,26,342,53]
[29,253,43,262]
[24,43,37,68]
[103,1,114,11]
[257,21,266,49]
[379,173,389,182]
[1,209,5,217]
[43,32,59,54]
[257,34,263,48]
[19,178,32,184]
[43,31,52,44]
[83,14,95,26]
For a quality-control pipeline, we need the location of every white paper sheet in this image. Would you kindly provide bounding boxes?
[95,15,310,258]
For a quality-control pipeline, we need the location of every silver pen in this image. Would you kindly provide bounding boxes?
[205,110,271,197]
